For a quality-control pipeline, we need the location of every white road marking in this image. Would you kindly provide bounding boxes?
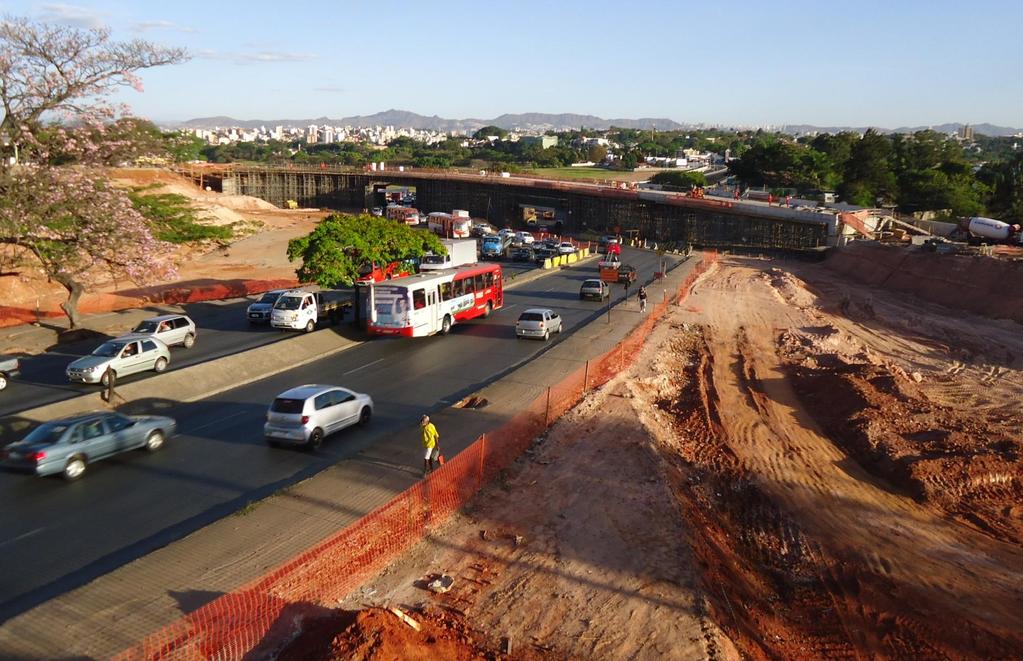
[185,409,249,434]
[344,358,384,375]
[0,527,44,549]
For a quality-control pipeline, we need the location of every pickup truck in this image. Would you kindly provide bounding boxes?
[616,264,637,284]
[0,356,20,391]
[270,290,349,332]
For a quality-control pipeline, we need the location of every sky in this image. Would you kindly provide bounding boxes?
[2,0,1022,128]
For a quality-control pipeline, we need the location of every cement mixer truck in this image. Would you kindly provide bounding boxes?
[967,217,1023,244]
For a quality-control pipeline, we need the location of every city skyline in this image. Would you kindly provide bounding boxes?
[2,0,1021,128]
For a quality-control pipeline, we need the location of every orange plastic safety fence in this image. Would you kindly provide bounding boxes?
[117,253,716,660]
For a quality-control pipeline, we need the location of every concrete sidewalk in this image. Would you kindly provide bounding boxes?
[0,251,688,659]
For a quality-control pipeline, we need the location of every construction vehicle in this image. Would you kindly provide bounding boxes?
[967,217,1023,244]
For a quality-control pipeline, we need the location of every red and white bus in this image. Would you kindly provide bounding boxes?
[386,205,420,225]
[427,212,471,239]
[368,263,503,337]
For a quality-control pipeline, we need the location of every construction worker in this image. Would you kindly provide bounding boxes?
[420,415,440,476]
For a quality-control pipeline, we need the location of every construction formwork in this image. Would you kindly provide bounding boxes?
[215,167,828,252]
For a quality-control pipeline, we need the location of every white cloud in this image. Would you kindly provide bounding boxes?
[314,86,345,93]
[39,3,107,29]
[131,20,196,34]
[196,49,317,65]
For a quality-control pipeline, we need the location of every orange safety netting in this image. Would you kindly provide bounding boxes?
[115,252,718,660]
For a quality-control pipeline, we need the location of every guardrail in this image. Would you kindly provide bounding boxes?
[115,252,719,660]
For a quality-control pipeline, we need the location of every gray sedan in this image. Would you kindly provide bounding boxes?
[0,411,176,480]
[67,337,171,386]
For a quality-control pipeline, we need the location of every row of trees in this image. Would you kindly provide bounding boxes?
[727,129,1022,221]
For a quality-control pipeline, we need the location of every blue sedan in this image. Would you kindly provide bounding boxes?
[0,411,177,481]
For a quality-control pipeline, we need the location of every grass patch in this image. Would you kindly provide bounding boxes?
[128,184,234,245]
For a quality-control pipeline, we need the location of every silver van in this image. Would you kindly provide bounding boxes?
[121,314,197,348]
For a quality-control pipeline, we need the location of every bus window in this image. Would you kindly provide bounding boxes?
[474,274,485,291]
[440,281,452,301]
[463,276,475,294]
[484,272,494,288]
[413,289,426,310]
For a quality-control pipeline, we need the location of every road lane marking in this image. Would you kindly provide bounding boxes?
[344,358,384,375]
[184,409,249,435]
[0,527,44,549]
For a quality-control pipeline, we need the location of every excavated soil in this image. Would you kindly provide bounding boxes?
[284,256,1023,659]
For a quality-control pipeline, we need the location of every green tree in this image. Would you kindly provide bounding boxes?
[287,214,446,288]
[649,171,707,188]
[472,125,508,140]
[840,130,897,206]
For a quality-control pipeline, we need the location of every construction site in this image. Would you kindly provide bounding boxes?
[242,241,1023,659]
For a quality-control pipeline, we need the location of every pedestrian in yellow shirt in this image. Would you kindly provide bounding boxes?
[420,415,441,476]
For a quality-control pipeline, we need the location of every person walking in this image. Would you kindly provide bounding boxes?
[638,285,648,312]
[420,415,440,476]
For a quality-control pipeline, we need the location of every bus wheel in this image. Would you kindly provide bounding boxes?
[441,315,452,335]
[482,302,493,318]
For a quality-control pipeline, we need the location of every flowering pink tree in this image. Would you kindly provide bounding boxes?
[0,16,188,328]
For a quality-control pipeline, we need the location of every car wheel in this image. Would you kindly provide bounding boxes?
[144,430,165,452]
[0,373,7,391]
[100,369,116,387]
[304,319,315,333]
[543,329,550,341]
[579,294,585,300]
[557,323,563,334]
[441,315,452,335]
[183,333,196,348]
[482,301,493,318]
[153,357,168,373]
[359,406,372,426]
[64,456,86,481]
[307,428,324,450]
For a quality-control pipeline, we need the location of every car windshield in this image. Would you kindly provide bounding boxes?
[92,342,124,357]
[22,422,71,445]
[271,398,305,414]
[274,296,302,310]
[584,280,601,287]
[133,320,160,333]
[519,312,543,322]
[259,292,282,304]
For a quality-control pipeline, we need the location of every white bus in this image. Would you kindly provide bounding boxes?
[427,212,472,239]
[369,263,504,337]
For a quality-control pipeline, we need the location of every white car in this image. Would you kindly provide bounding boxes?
[516,308,562,341]
[120,314,197,348]
[265,384,373,449]
[515,231,536,244]
[557,242,576,254]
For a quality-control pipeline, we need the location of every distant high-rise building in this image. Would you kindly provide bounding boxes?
[274,125,284,141]
[323,127,335,144]
[307,124,319,143]
[959,124,975,141]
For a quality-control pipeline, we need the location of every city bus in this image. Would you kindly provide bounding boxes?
[368,262,503,337]
[386,205,420,225]
[427,212,472,239]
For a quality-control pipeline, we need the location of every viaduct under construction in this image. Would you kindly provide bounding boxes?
[182,165,832,252]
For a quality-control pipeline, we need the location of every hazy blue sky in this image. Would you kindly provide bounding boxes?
[3,0,1022,127]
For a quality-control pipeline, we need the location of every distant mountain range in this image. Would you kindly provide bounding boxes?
[173,110,687,133]
[169,110,1023,137]
[781,122,1022,137]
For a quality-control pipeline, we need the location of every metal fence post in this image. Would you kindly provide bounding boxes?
[583,360,589,394]
[544,387,551,427]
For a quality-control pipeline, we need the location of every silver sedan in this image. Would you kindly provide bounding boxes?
[66,338,171,386]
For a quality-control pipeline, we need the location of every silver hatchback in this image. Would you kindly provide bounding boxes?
[516,308,563,340]
[264,384,373,449]
[67,337,171,386]
[120,314,197,348]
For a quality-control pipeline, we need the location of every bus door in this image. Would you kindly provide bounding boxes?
[426,289,439,331]
[410,287,432,334]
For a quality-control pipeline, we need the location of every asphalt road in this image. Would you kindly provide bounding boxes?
[0,263,539,419]
[0,249,679,621]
